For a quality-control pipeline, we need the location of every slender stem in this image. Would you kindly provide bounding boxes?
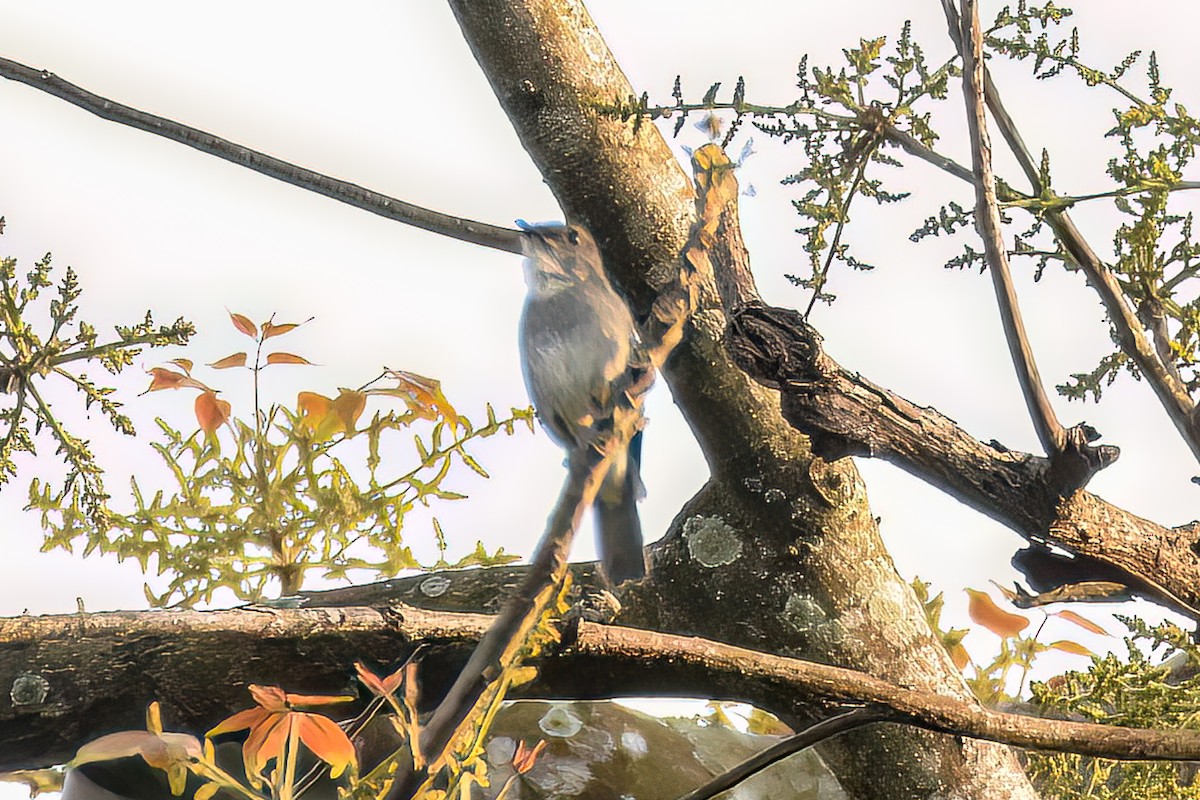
[677,707,896,800]
[959,0,1065,456]
[938,0,1200,463]
[0,55,523,256]
[804,140,874,319]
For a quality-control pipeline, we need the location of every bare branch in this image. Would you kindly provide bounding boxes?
[936,0,1200,464]
[958,0,1065,457]
[678,708,897,800]
[4,604,1200,773]
[0,55,522,255]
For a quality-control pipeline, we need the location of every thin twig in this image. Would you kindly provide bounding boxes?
[677,707,897,800]
[0,56,523,256]
[958,0,1065,456]
[937,0,1200,463]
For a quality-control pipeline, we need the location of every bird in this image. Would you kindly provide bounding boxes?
[517,221,651,585]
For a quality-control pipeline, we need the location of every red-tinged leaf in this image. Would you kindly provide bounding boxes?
[208,352,248,369]
[168,358,194,374]
[207,706,269,738]
[512,740,547,774]
[141,367,207,394]
[965,588,1029,638]
[372,369,458,425]
[296,713,357,777]
[266,352,312,366]
[244,714,291,779]
[229,311,258,338]
[1049,639,1095,657]
[249,685,289,713]
[949,642,971,671]
[283,691,356,709]
[262,320,306,339]
[332,389,367,434]
[195,391,231,436]
[1053,609,1109,636]
[356,662,402,698]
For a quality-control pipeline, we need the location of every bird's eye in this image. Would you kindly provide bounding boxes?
[567,229,580,245]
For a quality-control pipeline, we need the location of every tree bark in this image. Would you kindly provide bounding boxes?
[446,1,1038,797]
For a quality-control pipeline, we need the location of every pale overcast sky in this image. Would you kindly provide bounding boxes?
[1,1,1198,729]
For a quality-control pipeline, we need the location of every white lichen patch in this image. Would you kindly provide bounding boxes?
[539,703,584,738]
[526,758,593,796]
[419,575,450,597]
[781,593,845,646]
[620,729,648,758]
[10,673,48,705]
[683,515,743,567]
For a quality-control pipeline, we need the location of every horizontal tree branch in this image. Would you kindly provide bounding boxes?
[2,602,1198,774]
[0,55,523,256]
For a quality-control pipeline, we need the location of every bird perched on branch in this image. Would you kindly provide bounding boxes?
[517,221,652,585]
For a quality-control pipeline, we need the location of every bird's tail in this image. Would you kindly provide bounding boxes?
[595,432,646,585]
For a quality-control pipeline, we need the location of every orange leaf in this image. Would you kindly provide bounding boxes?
[168,358,194,374]
[229,311,258,338]
[295,713,357,777]
[1053,609,1109,636]
[141,367,207,394]
[332,389,367,434]
[244,714,290,779]
[512,739,546,774]
[356,662,402,698]
[282,691,356,709]
[266,352,312,366]
[208,352,248,369]
[195,391,231,436]
[948,642,971,671]
[1049,639,1095,657]
[372,369,458,425]
[965,589,1029,638]
[249,685,289,713]
[262,320,304,340]
[207,706,269,738]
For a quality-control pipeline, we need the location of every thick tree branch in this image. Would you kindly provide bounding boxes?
[959,0,1066,459]
[724,302,1197,616]
[936,0,1200,464]
[0,56,523,256]
[4,604,1200,773]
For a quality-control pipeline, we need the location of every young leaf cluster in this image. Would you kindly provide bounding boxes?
[0,219,193,530]
[1025,617,1200,799]
[612,22,956,315]
[44,582,570,800]
[982,4,1200,403]
[30,313,532,607]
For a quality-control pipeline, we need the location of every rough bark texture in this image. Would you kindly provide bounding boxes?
[725,302,1200,618]
[445,1,1038,797]
[6,604,1199,772]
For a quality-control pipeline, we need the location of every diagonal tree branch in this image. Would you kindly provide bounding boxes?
[958,0,1066,458]
[936,0,1200,464]
[723,302,1196,617]
[0,55,523,256]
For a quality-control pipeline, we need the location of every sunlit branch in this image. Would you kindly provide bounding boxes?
[958,0,1065,456]
[0,56,523,256]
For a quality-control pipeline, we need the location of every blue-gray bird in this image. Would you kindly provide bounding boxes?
[518,221,650,585]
